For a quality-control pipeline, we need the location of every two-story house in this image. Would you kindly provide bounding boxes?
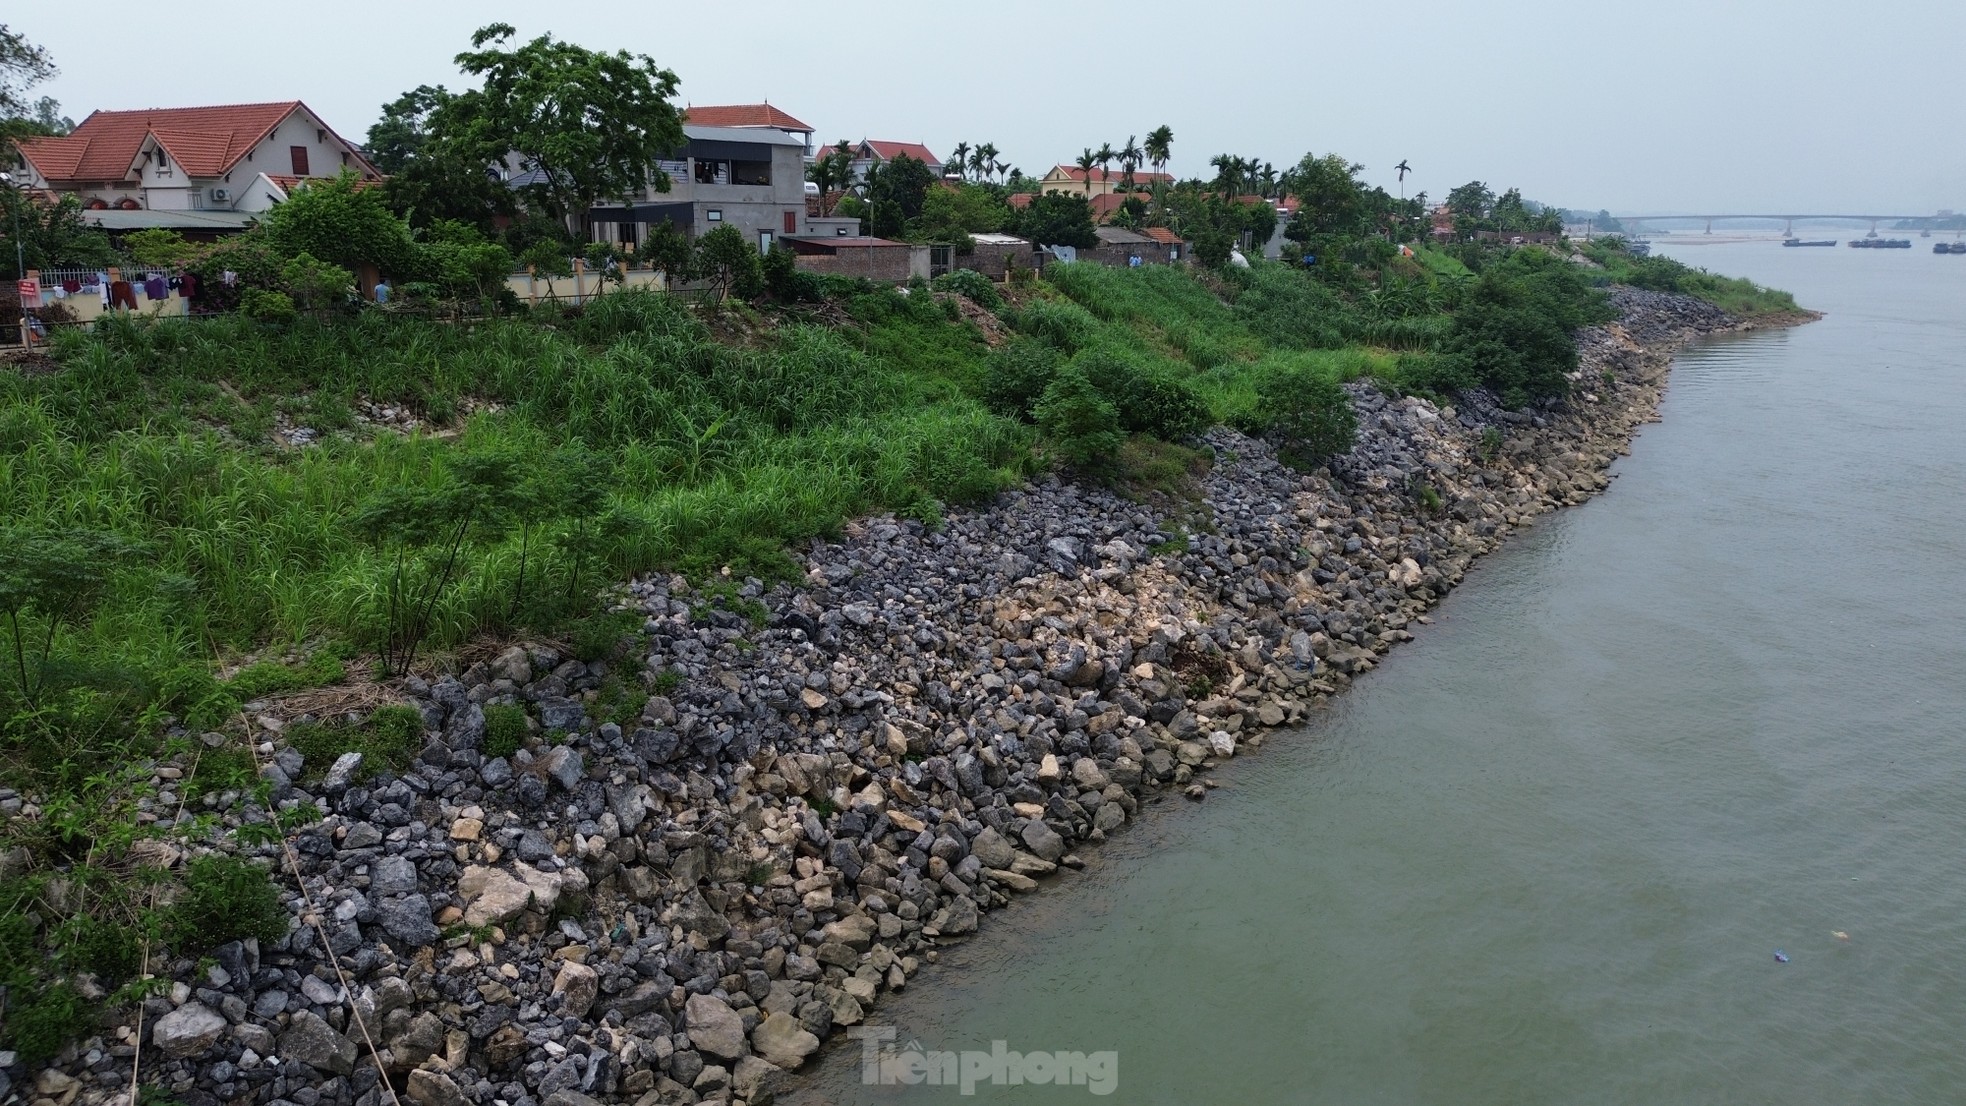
[1038,164,1175,198]
[848,140,945,184]
[11,101,380,231]
[587,123,856,253]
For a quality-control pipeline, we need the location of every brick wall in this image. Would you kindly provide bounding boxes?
[953,242,1038,280]
[792,248,914,282]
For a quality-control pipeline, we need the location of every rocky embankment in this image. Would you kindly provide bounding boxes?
[8,289,1756,1106]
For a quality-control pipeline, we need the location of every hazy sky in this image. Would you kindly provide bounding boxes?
[16,0,1964,215]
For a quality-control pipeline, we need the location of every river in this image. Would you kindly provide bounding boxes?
[788,239,1966,1104]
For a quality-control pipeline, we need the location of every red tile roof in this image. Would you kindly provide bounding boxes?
[859,140,942,166]
[1140,227,1185,245]
[682,104,814,132]
[1007,193,1036,209]
[17,101,375,185]
[1046,165,1175,184]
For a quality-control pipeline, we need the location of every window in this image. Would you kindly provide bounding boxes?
[706,209,723,223]
[693,159,730,186]
[783,211,797,234]
[758,231,774,253]
[731,159,772,186]
[836,226,850,237]
[290,146,310,176]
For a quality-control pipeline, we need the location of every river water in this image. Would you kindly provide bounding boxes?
[792,239,1966,1105]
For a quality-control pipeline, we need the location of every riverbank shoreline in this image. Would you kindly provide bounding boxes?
[11,288,1808,1106]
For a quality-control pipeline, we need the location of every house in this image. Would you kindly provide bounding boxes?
[11,101,381,231]
[848,140,944,183]
[679,103,815,157]
[1038,165,1175,198]
[586,124,821,253]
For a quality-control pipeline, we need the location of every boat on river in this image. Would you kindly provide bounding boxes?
[1850,238,1913,249]
[1937,242,1965,255]
[1783,238,1837,247]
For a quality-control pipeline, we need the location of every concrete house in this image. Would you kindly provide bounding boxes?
[11,101,380,232]
[588,124,829,253]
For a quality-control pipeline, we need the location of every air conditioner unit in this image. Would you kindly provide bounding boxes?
[209,187,231,203]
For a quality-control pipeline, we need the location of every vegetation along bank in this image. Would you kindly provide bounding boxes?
[0,163,1807,1104]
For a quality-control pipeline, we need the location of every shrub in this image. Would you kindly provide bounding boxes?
[482,704,528,760]
[763,244,820,303]
[1075,349,1210,441]
[980,341,1062,420]
[239,289,297,324]
[1013,299,1097,353]
[1257,365,1357,468]
[930,269,1001,310]
[1033,367,1124,467]
[163,855,289,956]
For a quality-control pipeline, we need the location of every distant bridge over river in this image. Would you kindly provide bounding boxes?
[1615,213,1941,235]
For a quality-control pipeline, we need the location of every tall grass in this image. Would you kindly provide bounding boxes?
[1,291,1030,727]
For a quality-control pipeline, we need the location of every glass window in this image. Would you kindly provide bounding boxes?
[707,209,723,222]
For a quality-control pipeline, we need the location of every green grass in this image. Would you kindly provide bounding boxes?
[1579,239,1801,317]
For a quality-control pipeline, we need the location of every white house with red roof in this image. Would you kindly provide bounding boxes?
[848,140,944,183]
[11,101,380,228]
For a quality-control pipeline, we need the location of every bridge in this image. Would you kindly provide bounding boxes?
[1611,213,1945,236]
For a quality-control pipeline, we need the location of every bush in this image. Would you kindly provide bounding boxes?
[239,289,297,324]
[1013,299,1097,353]
[1075,348,1210,441]
[1033,367,1124,467]
[163,855,289,956]
[1257,364,1357,468]
[482,703,528,760]
[763,244,820,303]
[930,269,1002,310]
[287,705,425,782]
[980,341,1062,420]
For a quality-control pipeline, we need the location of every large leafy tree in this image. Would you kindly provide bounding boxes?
[1,24,60,154]
[863,153,936,238]
[1014,192,1098,249]
[366,85,448,175]
[0,189,118,272]
[0,24,55,120]
[260,172,423,278]
[444,24,684,222]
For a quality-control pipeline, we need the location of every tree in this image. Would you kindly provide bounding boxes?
[1033,367,1123,468]
[123,228,195,269]
[1119,135,1143,191]
[693,224,763,301]
[444,24,684,221]
[950,141,972,182]
[366,85,449,175]
[0,24,56,120]
[1095,142,1116,184]
[975,143,999,183]
[260,172,423,278]
[863,152,935,238]
[805,141,854,214]
[1075,149,1099,196]
[1014,192,1099,249]
[1445,180,1495,231]
[0,190,118,271]
[1144,126,1173,177]
[912,183,1010,251]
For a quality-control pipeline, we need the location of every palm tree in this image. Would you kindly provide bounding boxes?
[1119,134,1142,191]
[976,143,999,183]
[1258,162,1278,199]
[1094,142,1117,186]
[950,142,972,182]
[1209,153,1235,194]
[1075,149,1099,196]
[1145,126,1172,176]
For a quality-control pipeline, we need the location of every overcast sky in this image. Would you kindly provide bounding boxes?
[16,0,1963,215]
